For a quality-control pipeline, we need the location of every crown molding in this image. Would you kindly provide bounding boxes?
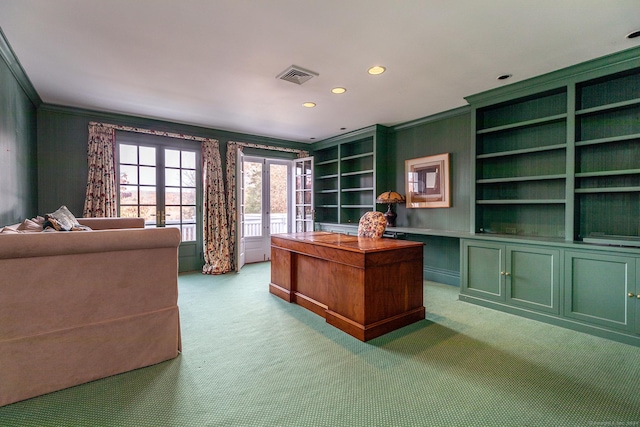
[0,27,42,107]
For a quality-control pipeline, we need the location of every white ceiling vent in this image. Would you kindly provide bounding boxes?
[276,65,318,85]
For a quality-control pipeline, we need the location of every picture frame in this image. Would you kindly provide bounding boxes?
[405,153,450,208]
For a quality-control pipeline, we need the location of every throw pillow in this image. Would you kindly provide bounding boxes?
[17,218,44,232]
[44,206,91,231]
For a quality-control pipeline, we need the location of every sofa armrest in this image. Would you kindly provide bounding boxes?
[78,217,145,230]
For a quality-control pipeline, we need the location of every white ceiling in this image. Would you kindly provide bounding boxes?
[1,0,639,143]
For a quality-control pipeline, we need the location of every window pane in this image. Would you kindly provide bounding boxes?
[182,169,196,187]
[304,160,312,175]
[119,144,137,164]
[139,146,155,166]
[120,165,138,184]
[165,187,180,206]
[166,149,180,168]
[182,151,196,169]
[182,188,196,204]
[245,161,262,214]
[120,206,139,218]
[166,168,180,186]
[140,206,156,225]
[120,185,138,204]
[304,190,311,204]
[182,206,196,222]
[140,166,156,185]
[166,206,181,224]
[140,186,156,204]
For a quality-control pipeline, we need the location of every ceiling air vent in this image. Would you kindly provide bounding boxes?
[276,65,318,85]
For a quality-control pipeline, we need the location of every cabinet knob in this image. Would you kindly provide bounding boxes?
[505,272,511,276]
[500,271,505,275]
[628,293,636,298]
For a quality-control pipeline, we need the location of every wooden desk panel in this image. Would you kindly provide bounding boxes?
[270,232,424,341]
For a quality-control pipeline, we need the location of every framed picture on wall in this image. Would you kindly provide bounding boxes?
[405,153,450,208]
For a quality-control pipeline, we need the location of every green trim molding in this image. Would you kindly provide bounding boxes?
[0,27,41,107]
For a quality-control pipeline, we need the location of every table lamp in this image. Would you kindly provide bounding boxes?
[376,191,405,227]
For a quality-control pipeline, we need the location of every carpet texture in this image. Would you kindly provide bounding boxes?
[2,262,640,426]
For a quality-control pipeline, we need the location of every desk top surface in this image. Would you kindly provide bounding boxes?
[271,232,423,253]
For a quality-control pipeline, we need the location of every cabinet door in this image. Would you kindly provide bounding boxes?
[506,246,560,314]
[564,251,635,332]
[461,240,505,301]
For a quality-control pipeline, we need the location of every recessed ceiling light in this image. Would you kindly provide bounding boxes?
[627,29,640,39]
[302,102,316,108]
[368,66,386,75]
[331,87,347,94]
[340,127,347,130]
[497,73,512,81]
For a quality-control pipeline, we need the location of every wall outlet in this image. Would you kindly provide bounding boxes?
[505,227,517,235]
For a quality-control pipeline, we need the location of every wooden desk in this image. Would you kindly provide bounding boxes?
[269,232,425,341]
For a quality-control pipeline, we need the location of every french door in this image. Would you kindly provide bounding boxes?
[241,156,291,264]
[117,134,202,272]
[294,157,314,232]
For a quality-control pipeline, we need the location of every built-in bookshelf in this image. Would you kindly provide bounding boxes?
[575,68,640,243]
[468,52,640,246]
[312,125,388,226]
[473,89,568,238]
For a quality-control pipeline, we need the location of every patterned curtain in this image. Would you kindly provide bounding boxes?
[83,123,117,217]
[202,140,231,275]
[225,142,242,271]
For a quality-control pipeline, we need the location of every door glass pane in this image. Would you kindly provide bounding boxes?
[120,165,138,184]
[165,148,197,242]
[270,163,288,235]
[140,166,156,185]
[182,151,196,169]
[166,168,180,186]
[119,145,156,227]
[139,146,156,166]
[119,144,137,164]
[165,149,180,168]
[140,205,156,225]
[182,188,196,204]
[140,186,156,204]
[244,160,262,237]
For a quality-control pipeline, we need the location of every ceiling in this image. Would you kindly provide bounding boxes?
[1,1,639,143]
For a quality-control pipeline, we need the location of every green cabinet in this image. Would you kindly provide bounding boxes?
[564,251,637,333]
[312,125,388,226]
[461,239,560,314]
[460,48,640,346]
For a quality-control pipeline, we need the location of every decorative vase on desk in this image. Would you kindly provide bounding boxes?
[376,191,405,227]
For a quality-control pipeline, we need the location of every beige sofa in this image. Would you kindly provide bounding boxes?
[0,217,182,406]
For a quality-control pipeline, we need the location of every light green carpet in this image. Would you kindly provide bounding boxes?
[2,262,640,426]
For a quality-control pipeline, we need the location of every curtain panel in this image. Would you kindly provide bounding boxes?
[224,142,242,271]
[202,140,231,275]
[83,123,117,217]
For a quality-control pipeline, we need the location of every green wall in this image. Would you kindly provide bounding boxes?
[0,38,38,226]
[386,107,472,285]
[388,107,471,231]
[37,105,307,217]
